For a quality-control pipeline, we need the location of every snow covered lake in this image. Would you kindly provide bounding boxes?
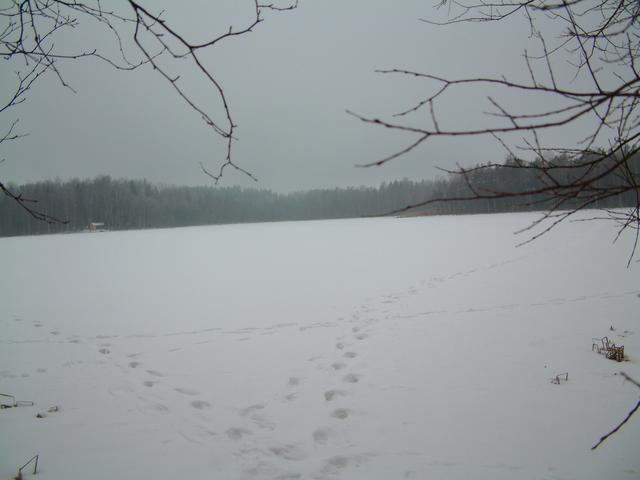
[1,212,639,479]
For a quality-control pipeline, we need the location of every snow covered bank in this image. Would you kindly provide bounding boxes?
[1,212,639,479]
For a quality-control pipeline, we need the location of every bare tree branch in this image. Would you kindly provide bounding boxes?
[356,0,640,261]
[0,0,298,217]
[591,372,640,450]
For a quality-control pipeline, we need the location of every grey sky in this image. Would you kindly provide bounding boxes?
[1,0,596,192]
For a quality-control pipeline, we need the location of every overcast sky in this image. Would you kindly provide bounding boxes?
[0,0,595,192]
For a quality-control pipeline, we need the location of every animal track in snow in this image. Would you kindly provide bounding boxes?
[63,360,83,367]
[330,408,351,420]
[324,390,346,401]
[146,370,165,377]
[343,351,357,358]
[226,427,252,440]
[241,404,265,416]
[268,445,306,461]
[143,380,156,387]
[190,400,210,410]
[128,361,140,368]
[288,377,300,386]
[331,362,346,370]
[248,412,276,431]
[322,456,349,473]
[354,333,368,340]
[336,342,346,350]
[343,373,361,383]
[98,348,110,355]
[320,454,369,475]
[312,427,335,445]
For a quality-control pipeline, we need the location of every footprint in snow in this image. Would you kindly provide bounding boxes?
[322,456,349,473]
[312,427,335,445]
[128,361,140,368]
[268,444,306,461]
[226,427,252,440]
[343,351,357,359]
[190,400,210,410]
[143,380,156,387]
[98,348,110,355]
[146,370,165,377]
[288,377,300,386]
[241,404,265,416]
[324,390,346,401]
[252,415,276,431]
[330,408,351,420]
[320,454,369,475]
[331,362,346,371]
[343,373,361,383]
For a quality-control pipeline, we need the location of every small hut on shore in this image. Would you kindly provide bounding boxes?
[88,222,105,232]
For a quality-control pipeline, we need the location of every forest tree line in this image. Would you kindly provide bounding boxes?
[1,153,637,237]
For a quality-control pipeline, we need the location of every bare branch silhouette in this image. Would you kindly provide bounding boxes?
[0,0,298,220]
[591,372,640,450]
[355,0,639,259]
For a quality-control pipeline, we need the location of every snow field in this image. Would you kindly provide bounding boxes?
[1,212,639,479]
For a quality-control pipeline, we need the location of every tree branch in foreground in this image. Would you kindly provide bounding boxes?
[0,180,68,224]
[355,0,639,260]
[0,0,298,219]
[591,372,640,450]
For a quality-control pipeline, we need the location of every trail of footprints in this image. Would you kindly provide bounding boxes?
[225,260,547,476]
[215,309,377,478]
[321,326,369,426]
[5,263,638,478]
[81,315,382,435]
[73,332,215,415]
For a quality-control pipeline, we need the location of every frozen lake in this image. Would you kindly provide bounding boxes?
[1,212,639,479]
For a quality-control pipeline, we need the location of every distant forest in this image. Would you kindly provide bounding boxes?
[1,154,637,237]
